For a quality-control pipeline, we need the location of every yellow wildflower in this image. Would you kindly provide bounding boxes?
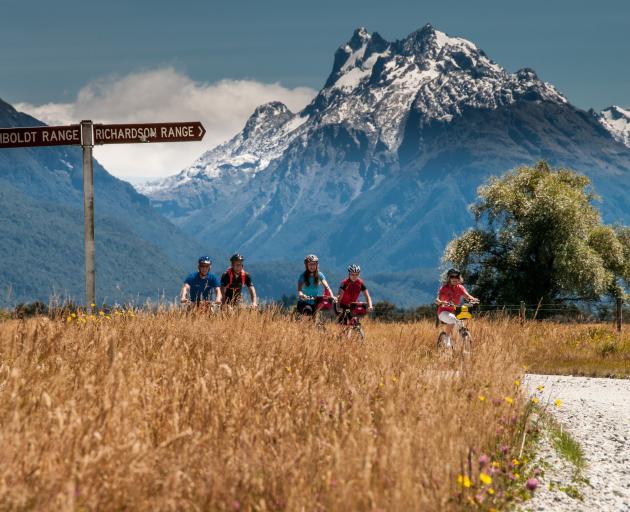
[457,475,472,488]
[514,379,521,387]
[491,461,500,468]
[531,397,539,404]
[555,399,562,408]
[480,472,492,485]
[66,316,72,322]
[487,488,495,495]
[514,472,520,479]
[98,310,105,316]
[537,384,544,392]
[512,458,519,466]
[504,396,514,405]
[71,313,76,318]
[478,395,486,402]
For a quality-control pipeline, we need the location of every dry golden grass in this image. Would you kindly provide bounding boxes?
[0,310,574,510]
[517,321,630,377]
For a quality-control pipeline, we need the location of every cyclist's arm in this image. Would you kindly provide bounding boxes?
[248,285,257,306]
[297,280,308,300]
[214,287,222,304]
[435,287,450,306]
[461,286,478,303]
[321,279,336,299]
[219,274,228,301]
[336,286,344,303]
[363,288,373,310]
[180,283,191,303]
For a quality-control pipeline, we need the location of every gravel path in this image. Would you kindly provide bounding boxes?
[523,375,630,512]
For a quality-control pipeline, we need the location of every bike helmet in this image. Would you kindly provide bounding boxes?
[230,253,244,262]
[198,256,212,265]
[304,254,319,263]
[348,264,361,273]
[446,268,461,278]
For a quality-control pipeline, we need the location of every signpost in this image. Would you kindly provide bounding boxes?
[0,120,206,308]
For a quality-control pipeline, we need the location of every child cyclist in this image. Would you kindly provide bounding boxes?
[336,264,373,324]
[435,268,479,347]
[297,254,336,314]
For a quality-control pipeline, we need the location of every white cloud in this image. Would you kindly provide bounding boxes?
[15,68,316,183]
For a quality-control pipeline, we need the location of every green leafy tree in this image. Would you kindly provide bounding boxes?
[443,162,629,305]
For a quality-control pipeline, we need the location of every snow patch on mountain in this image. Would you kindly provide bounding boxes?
[598,106,630,147]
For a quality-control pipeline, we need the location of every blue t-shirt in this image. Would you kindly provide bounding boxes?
[298,271,326,303]
[185,272,220,301]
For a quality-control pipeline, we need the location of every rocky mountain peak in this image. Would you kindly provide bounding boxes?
[348,27,371,50]
[243,101,293,140]
[598,105,630,147]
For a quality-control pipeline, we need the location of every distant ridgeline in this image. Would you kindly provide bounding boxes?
[0,97,210,306]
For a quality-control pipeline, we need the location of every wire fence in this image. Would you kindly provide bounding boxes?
[371,298,627,332]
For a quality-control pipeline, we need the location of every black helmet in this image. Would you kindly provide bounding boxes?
[230,253,244,262]
[198,256,212,265]
[447,268,461,278]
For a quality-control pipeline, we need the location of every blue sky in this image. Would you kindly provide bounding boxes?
[2,0,629,108]
[1,0,629,180]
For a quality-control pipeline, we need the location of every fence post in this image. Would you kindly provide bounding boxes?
[520,301,526,324]
[616,298,623,333]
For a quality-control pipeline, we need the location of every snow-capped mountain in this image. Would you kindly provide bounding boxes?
[144,24,567,200]
[143,24,630,272]
[598,106,630,147]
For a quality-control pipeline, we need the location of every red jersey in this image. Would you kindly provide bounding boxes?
[437,283,468,314]
[339,277,367,306]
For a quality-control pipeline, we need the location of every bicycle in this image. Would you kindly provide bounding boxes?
[436,301,478,354]
[297,295,335,329]
[336,302,369,341]
[181,299,221,315]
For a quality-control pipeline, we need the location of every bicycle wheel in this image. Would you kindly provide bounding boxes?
[437,331,450,350]
[460,329,472,355]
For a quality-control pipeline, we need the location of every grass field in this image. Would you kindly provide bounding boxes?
[0,309,626,510]
[518,322,630,378]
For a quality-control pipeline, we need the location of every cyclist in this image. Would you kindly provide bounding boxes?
[180,256,222,305]
[297,254,336,315]
[435,268,478,348]
[220,253,257,307]
[336,264,373,325]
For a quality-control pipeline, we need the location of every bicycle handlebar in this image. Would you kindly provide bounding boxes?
[302,295,336,302]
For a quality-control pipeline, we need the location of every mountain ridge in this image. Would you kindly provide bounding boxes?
[0,97,210,305]
[142,24,630,278]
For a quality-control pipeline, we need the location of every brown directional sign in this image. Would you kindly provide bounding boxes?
[0,125,81,148]
[94,122,206,145]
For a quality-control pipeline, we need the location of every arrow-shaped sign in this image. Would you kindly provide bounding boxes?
[93,122,206,145]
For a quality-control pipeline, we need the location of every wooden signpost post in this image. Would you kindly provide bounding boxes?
[0,121,206,308]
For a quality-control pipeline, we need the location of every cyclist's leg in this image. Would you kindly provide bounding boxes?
[438,311,462,347]
[297,301,315,318]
